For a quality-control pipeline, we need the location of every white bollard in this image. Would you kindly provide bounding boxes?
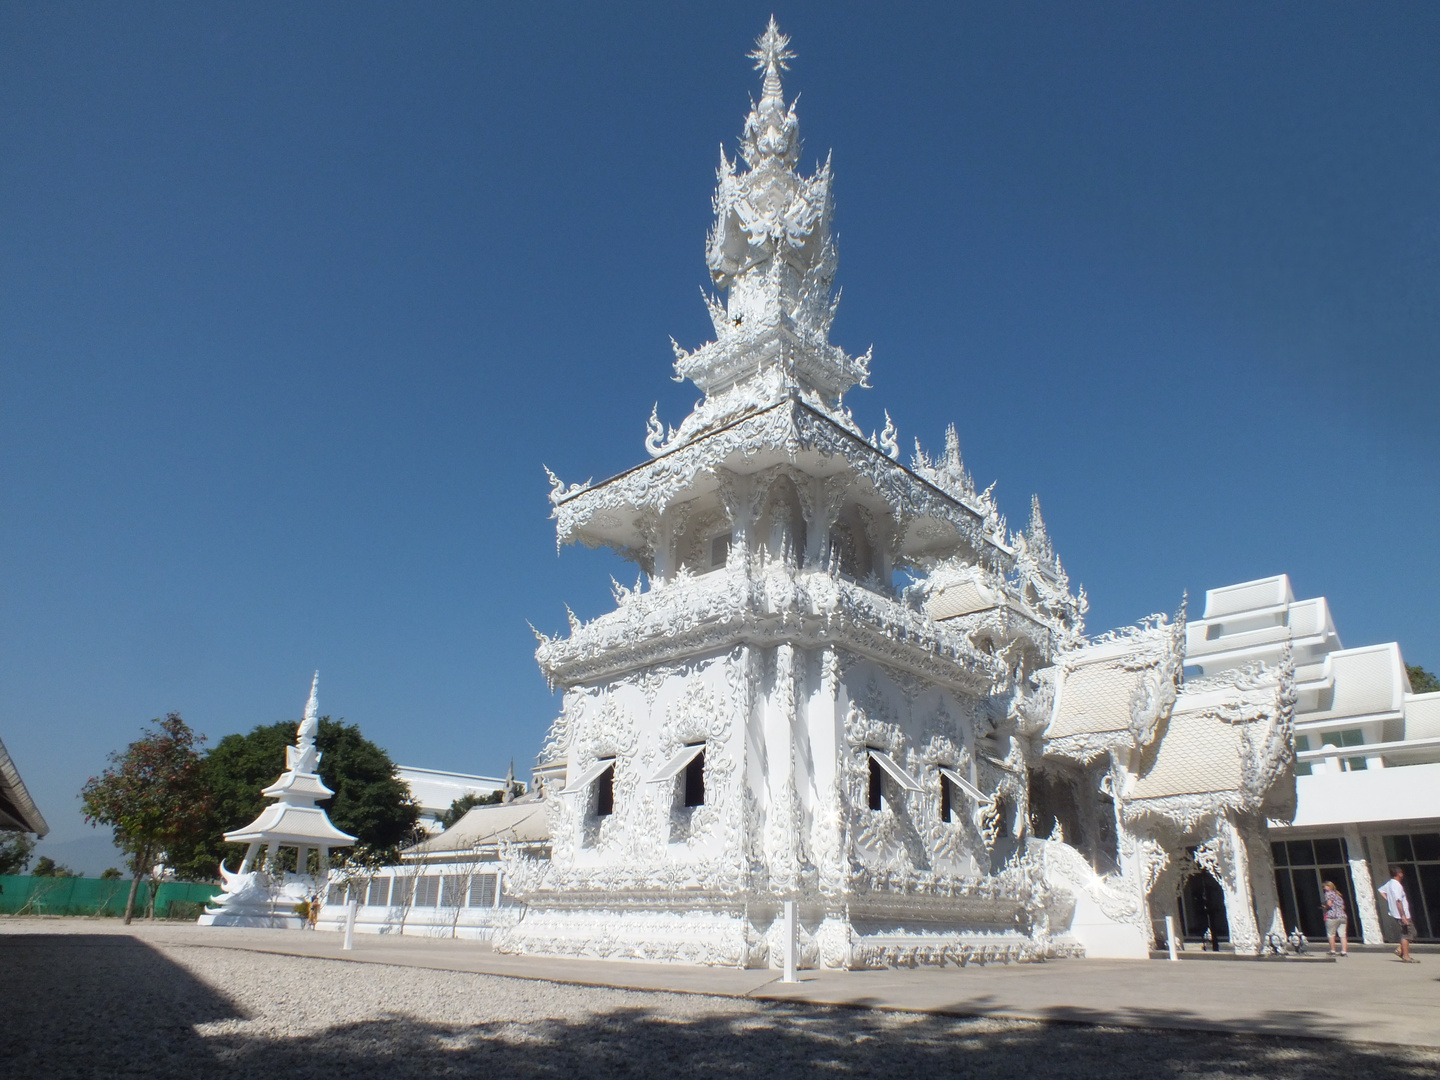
[343,899,357,951]
[1165,915,1178,961]
[782,900,798,983]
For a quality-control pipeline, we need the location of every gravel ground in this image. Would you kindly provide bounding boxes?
[3,924,1438,1079]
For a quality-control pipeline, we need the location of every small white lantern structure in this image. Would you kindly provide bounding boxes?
[200,672,356,927]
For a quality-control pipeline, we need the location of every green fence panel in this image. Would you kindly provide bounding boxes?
[0,875,223,918]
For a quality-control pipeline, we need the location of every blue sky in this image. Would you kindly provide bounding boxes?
[4,3,1437,870]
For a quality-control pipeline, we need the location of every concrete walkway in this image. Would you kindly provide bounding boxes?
[10,920,1439,1047]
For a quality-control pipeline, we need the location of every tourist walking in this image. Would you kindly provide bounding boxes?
[1377,866,1418,962]
[1321,880,1348,956]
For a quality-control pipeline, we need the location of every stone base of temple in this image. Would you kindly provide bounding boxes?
[496,903,759,967]
[496,887,1060,969]
[840,930,1062,968]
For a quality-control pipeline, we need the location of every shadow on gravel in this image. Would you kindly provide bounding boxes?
[4,936,1438,1080]
[796,992,1385,1044]
[0,933,243,1079]
[204,1005,1439,1080]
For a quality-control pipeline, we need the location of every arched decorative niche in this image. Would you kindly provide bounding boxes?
[673,496,731,575]
[828,504,874,580]
[758,475,806,569]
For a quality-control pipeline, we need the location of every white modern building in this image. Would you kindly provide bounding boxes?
[1186,575,1440,944]
[397,766,510,834]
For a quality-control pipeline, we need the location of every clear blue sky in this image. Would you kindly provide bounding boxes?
[4,3,1437,868]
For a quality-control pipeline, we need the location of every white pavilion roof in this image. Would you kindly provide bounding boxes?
[404,797,549,857]
[224,803,356,847]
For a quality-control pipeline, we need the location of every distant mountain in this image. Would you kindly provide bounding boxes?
[28,833,128,878]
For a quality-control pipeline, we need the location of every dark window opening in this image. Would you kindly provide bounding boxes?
[1180,865,1230,945]
[868,756,884,811]
[595,764,615,817]
[683,748,706,807]
[940,777,953,823]
[709,533,731,570]
[992,796,1011,839]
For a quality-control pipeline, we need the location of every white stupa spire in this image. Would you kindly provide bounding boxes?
[298,669,319,741]
[743,17,799,166]
[292,670,321,774]
[653,20,869,454]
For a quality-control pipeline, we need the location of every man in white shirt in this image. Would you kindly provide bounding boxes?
[1377,866,1418,963]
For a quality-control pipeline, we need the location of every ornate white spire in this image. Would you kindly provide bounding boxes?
[656,20,870,454]
[292,670,321,775]
[1026,495,1054,563]
[741,17,798,167]
[298,671,319,750]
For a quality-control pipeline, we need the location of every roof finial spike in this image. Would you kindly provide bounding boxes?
[749,16,795,105]
[1027,495,1055,560]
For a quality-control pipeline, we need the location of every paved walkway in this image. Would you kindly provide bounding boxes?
[9,919,1439,1047]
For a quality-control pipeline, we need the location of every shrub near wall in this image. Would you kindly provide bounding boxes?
[0,875,220,918]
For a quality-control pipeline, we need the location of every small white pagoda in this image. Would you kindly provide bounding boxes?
[200,673,356,927]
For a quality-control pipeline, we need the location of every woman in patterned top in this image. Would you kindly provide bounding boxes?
[1322,880,1349,956]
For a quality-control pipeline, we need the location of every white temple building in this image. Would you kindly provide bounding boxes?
[304,25,1440,963]
[1186,575,1440,944]
[477,22,1297,968]
[201,673,356,927]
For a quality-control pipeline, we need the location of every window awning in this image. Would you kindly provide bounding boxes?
[867,749,921,791]
[648,743,705,783]
[938,765,991,804]
[560,757,615,795]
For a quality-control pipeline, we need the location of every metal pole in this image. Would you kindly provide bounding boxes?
[343,899,357,951]
[782,900,798,983]
[1165,915,1178,961]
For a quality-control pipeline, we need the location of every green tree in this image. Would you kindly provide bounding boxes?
[174,717,419,876]
[80,714,212,923]
[440,793,485,829]
[31,856,79,878]
[99,866,123,880]
[0,831,37,875]
[1407,664,1439,694]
